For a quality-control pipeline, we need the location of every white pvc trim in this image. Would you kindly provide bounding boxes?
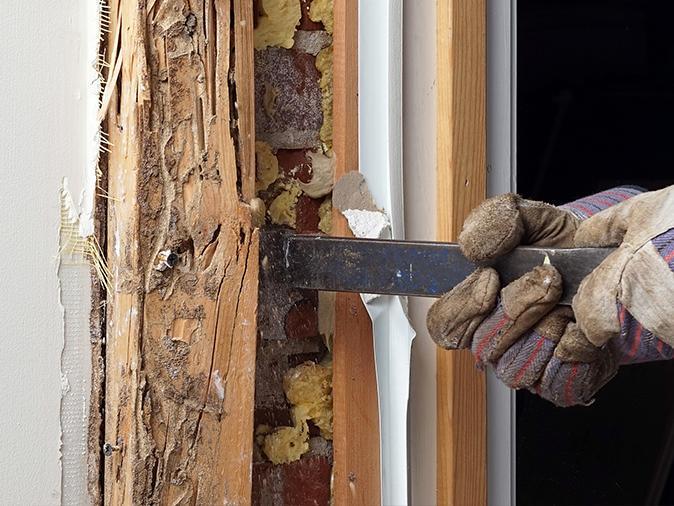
[358,1,414,505]
[358,2,518,504]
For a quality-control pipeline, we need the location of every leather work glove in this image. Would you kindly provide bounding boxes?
[427,185,674,407]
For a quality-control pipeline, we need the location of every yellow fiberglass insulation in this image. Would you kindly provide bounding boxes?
[261,361,333,464]
[318,198,332,234]
[268,181,302,227]
[254,0,301,49]
[284,361,333,439]
[315,46,334,148]
[262,422,310,465]
[255,141,280,193]
[309,0,334,34]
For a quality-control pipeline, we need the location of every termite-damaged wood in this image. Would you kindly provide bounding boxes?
[104,0,257,504]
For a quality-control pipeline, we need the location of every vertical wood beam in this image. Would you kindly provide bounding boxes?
[436,0,487,504]
[104,0,257,503]
[332,0,382,503]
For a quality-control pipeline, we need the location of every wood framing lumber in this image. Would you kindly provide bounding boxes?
[436,0,488,504]
[103,0,257,503]
[332,0,383,503]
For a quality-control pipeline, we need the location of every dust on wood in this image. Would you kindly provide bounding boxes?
[103,0,257,504]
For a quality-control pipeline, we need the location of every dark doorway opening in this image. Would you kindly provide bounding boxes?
[517,1,674,504]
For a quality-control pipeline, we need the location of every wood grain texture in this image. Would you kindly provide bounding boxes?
[234,0,256,201]
[104,0,257,503]
[332,0,382,503]
[436,0,488,504]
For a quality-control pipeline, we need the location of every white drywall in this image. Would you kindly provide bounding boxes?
[0,1,93,504]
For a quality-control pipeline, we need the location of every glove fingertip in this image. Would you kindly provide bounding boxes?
[427,267,500,350]
[459,194,524,262]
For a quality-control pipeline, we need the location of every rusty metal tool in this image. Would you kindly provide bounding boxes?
[260,229,614,305]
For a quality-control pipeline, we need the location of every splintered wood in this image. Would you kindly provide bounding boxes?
[103,0,257,504]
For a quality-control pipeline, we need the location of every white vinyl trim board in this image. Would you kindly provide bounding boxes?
[357,0,415,505]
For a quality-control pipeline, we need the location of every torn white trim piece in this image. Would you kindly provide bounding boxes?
[357,0,410,502]
[359,0,404,239]
[340,205,415,506]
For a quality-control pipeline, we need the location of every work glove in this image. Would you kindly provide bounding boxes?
[427,185,674,406]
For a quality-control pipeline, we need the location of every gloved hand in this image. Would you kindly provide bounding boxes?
[427,186,674,406]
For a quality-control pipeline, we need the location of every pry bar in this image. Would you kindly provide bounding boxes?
[260,229,614,305]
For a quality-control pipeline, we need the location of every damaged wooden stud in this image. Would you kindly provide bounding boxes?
[103,1,258,503]
[102,443,121,457]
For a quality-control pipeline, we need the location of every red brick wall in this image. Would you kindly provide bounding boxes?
[253,2,333,503]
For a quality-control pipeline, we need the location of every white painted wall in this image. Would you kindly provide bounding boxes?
[0,1,93,503]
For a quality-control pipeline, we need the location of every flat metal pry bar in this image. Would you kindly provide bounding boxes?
[260,229,614,305]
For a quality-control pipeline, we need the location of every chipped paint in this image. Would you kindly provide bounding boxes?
[268,181,302,227]
[256,141,280,192]
[341,209,391,239]
[318,198,332,234]
[254,0,302,49]
[309,0,334,33]
[299,150,335,198]
[316,46,334,148]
